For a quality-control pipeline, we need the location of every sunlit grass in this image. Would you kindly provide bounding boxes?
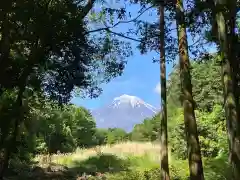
[34,141,163,167]
[32,141,229,180]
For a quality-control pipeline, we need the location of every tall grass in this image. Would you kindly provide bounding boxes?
[35,141,163,166]
[33,141,229,180]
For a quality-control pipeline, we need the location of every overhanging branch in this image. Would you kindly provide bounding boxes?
[85,5,154,41]
[86,5,154,33]
[106,29,141,42]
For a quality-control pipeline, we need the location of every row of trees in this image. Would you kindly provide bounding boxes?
[12,99,128,158]
[129,57,228,179]
[1,91,131,170]
[145,0,240,179]
[1,0,240,179]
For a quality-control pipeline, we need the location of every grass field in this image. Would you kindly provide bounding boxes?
[32,142,164,179]
[7,141,230,179]
[36,142,162,166]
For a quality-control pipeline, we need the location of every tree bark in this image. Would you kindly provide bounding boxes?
[175,0,204,179]
[159,2,170,180]
[215,0,240,178]
[228,5,240,178]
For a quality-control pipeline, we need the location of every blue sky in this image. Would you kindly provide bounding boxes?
[71,49,168,109]
[71,1,215,110]
[71,3,166,109]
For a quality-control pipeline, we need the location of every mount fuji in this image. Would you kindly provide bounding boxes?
[91,94,159,132]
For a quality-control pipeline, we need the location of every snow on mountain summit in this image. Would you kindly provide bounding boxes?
[112,94,157,113]
[112,94,143,108]
[113,94,142,102]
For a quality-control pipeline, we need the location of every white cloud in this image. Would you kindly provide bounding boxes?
[154,82,161,94]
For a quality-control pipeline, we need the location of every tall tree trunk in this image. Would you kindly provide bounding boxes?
[215,0,240,178]
[0,40,40,179]
[0,63,34,178]
[159,2,170,180]
[175,0,204,179]
[0,9,11,95]
[228,4,240,178]
[0,85,25,179]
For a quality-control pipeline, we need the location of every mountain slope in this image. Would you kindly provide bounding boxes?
[91,94,158,132]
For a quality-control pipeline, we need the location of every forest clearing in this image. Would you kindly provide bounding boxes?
[0,0,240,179]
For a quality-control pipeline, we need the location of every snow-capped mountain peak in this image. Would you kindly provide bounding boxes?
[91,94,159,132]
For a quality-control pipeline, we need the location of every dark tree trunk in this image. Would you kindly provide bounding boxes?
[0,1,14,93]
[0,85,25,179]
[159,2,170,180]
[0,40,40,179]
[175,0,204,179]
[215,0,240,178]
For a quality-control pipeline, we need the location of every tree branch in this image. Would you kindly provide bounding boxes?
[106,29,141,42]
[86,5,154,34]
[85,5,154,42]
[105,5,154,28]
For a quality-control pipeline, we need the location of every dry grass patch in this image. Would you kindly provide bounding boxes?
[34,141,162,166]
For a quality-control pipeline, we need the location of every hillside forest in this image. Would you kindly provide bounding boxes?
[0,0,240,180]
